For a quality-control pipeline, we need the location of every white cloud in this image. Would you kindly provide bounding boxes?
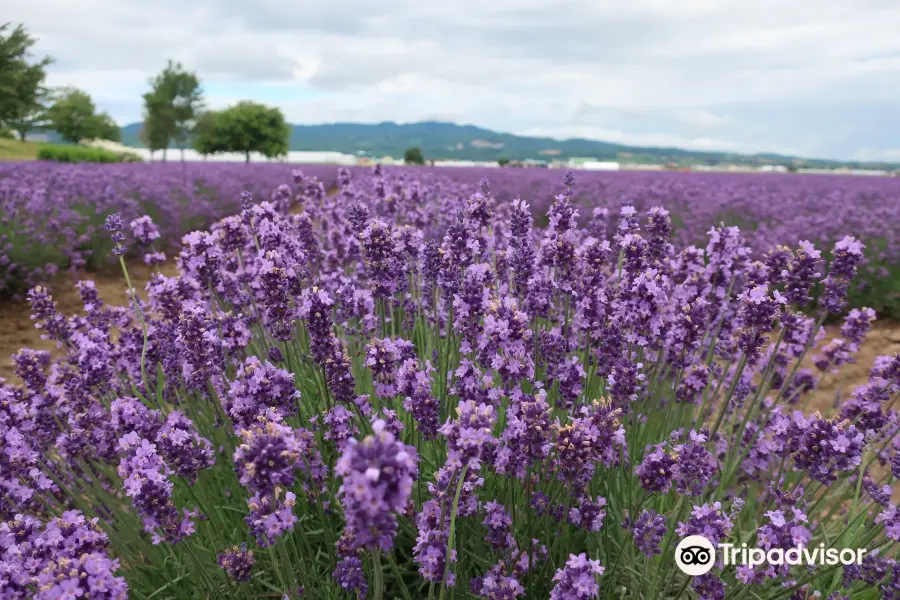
[674,110,734,130]
[851,147,900,162]
[517,125,743,152]
[7,0,900,159]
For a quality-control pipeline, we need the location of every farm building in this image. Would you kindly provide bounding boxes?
[567,157,620,171]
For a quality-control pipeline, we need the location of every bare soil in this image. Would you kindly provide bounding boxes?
[0,262,177,383]
[801,321,900,415]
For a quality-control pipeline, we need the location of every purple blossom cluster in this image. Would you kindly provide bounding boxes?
[117,432,198,545]
[0,512,128,599]
[335,419,419,551]
[550,553,604,600]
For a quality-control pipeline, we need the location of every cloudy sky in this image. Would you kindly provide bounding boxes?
[10,0,900,160]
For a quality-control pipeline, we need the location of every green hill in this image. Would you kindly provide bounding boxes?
[118,121,897,169]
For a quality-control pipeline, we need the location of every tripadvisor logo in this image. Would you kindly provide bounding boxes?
[675,535,716,576]
[675,535,868,576]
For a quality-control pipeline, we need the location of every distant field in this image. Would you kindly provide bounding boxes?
[0,138,46,161]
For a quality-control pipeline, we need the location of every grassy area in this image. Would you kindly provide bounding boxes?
[37,144,141,163]
[0,138,47,161]
[0,139,143,163]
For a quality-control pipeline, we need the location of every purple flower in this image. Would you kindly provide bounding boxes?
[554,401,626,491]
[477,296,534,387]
[783,241,822,306]
[252,250,299,341]
[178,230,223,288]
[495,390,553,479]
[676,364,710,404]
[116,433,196,544]
[676,502,733,544]
[130,215,161,245]
[646,206,673,262]
[143,251,167,265]
[630,509,667,556]
[841,307,877,345]
[27,286,71,346]
[554,416,602,491]
[35,552,128,600]
[155,411,215,485]
[509,199,536,295]
[175,303,226,390]
[360,219,406,298]
[226,356,301,428]
[105,213,127,256]
[568,496,607,532]
[667,298,709,368]
[549,553,604,600]
[692,573,726,600]
[414,498,457,586]
[789,414,864,485]
[245,490,298,547]
[440,400,498,470]
[333,556,368,599]
[737,284,786,364]
[823,236,865,313]
[842,551,889,588]
[12,348,51,393]
[673,430,716,495]
[607,357,644,406]
[234,420,310,496]
[397,356,440,439]
[764,245,792,286]
[323,405,359,450]
[218,543,255,582]
[757,508,811,552]
[471,569,525,599]
[336,419,419,551]
[482,500,515,550]
[636,443,678,494]
[581,399,627,468]
[830,235,866,280]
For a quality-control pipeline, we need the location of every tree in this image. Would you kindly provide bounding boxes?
[139,114,170,161]
[143,60,204,161]
[93,112,120,142]
[141,90,174,161]
[404,146,425,165]
[0,23,52,140]
[7,98,49,142]
[139,111,171,161]
[45,87,100,144]
[191,111,223,159]
[498,156,509,167]
[213,101,289,163]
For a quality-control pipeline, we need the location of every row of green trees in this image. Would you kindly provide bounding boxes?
[2,22,442,165]
[1,22,293,161]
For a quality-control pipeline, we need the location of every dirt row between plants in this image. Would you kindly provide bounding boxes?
[0,262,177,382]
[1,268,898,415]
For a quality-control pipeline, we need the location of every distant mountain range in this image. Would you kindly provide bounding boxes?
[118,121,895,169]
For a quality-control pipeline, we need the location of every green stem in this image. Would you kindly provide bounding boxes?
[387,553,414,600]
[118,255,150,394]
[372,548,385,600]
[438,465,469,600]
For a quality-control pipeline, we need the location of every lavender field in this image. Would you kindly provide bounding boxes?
[0,163,339,297]
[3,164,899,316]
[1,164,900,599]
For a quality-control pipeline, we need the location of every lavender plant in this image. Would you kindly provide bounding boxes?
[1,166,899,599]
